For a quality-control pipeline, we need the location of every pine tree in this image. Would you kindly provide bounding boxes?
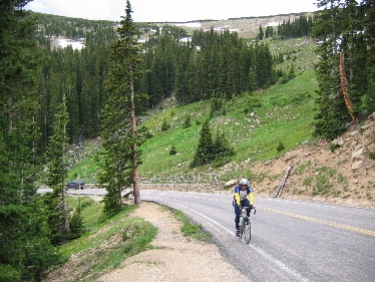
[364,0,375,112]
[247,67,257,93]
[191,120,214,168]
[45,95,71,243]
[313,2,348,139]
[191,121,235,168]
[258,25,264,40]
[212,129,235,166]
[313,0,375,138]
[0,1,60,279]
[99,0,144,213]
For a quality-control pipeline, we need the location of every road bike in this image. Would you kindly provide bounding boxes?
[239,206,256,244]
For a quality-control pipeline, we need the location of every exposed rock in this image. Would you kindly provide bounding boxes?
[351,161,363,170]
[361,122,373,130]
[348,130,358,137]
[332,137,344,146]
[304,152,311,157]
[264,160,272,166]
[351,147,364,161]
[224,179,237,187]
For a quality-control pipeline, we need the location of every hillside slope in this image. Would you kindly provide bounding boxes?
[245,115,375,209]
[66,15,374,210]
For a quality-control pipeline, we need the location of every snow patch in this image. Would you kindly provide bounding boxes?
[56,38,85,50]
[174,22,201,28]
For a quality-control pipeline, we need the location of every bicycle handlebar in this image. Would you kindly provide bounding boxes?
[241,206,256,215]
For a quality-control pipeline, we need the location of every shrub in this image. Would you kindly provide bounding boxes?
[191,120,235,168]
[161,118,171,131]
[277,142,285,152]
[329,143,338,152]
[170,145,177,155]
[183,116,191,128]
[0,265,19,282]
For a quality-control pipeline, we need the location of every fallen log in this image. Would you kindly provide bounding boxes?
[274,159,301,198]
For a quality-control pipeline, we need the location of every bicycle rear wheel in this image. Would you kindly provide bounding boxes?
[244,221,251,244]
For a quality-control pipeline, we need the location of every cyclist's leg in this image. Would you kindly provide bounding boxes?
[234,204,240,236]
[241,199,250,216]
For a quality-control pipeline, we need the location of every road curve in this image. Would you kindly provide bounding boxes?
[39,188,375,281]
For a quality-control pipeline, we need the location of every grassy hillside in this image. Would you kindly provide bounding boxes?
[136,37,318,183]
[66,36,319,185]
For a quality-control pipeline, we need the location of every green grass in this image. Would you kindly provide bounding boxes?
[170,208,211,241]
[58,196,157,280]
[55,197,212,280]
[67,154,101,183]
[137,68,318,182]
[66,139,102,183]
[65,36,319,185]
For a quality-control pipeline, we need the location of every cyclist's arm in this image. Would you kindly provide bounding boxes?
[247,188,254,206]
[234,186,241,206]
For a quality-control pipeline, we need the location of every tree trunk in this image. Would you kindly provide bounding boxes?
[62,120,70,233]
[339,52,356,122]
[130,75,140,204]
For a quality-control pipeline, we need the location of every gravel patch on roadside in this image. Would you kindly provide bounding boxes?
[98,202,249,282]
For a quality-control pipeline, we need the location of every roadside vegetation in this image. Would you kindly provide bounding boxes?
[169,207,211,241]
[44,196,209,281]
[46,196,154,280]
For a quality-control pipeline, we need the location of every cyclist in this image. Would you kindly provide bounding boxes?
[233,178,254,237]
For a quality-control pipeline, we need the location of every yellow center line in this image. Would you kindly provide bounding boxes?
[191,198,375,236]
[260,207,375,237]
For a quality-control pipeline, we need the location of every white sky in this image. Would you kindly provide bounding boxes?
[26,0,318,22]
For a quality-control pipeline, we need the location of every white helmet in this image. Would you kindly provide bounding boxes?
[239,178,249,186]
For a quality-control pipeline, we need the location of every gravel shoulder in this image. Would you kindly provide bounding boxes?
[98,202,249,282]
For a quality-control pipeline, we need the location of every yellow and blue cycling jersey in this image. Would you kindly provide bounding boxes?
[233,185,254,206]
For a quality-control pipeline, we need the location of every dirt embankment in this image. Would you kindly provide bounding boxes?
[249,114,375,210]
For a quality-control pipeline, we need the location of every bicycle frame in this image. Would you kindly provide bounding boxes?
[238,207,256,244]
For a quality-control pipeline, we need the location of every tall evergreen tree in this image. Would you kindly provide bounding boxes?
[247,67,257,93]
[0,1,59,280]
[313,1,348,139]
[258,25,264,40]
[313,0,375,139]
[99,0,144,213]
[364,0,375,112]
[45,95,70,243]
[190,120,214,168]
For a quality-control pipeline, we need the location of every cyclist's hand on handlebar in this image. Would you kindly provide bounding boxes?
[249,205,254,210]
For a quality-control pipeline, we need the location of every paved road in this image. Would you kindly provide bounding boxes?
[39,188,375,281]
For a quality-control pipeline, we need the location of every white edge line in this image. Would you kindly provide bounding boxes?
[165,201,309,282]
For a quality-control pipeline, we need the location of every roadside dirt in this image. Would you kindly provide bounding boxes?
[98,202,248,282]
[250,116,375,210]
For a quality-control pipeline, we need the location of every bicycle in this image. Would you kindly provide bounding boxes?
[238,206,256,244]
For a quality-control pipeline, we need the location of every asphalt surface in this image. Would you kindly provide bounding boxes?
[39,188,375,281]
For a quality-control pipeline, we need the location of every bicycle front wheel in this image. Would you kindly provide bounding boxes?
[239,224,244,239]
[244,222,251,244]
